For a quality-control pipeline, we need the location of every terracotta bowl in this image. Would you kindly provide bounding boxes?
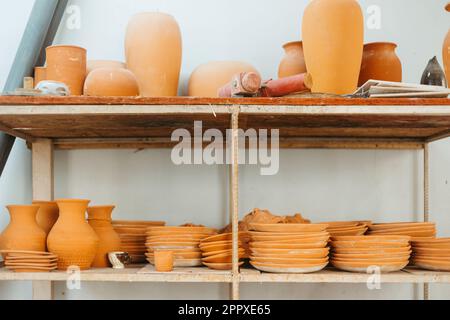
[250,241,328,249]
[202,252,245,263]
[251,248,329,258]
[203,261,244,270]
[331,260,408,273]
[331,235,410,242]
[413,259,450,271]
[250,234,329,243]
[412,247,450,256]
[328,229,368,237]
[248,223,328,233]
[330,241,409,249]
[147,226,217,235]
[199,240,243,252]
[333,246,411,254]
[201,232,249,244]
[332,252,411,260]
[250,256,328,265]
[368,222,435,231]
[250,261,328,273]
[202,248,245,257]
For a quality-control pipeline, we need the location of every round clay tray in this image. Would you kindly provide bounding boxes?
[368,222,435,231]
[6,266,57,272]
[368,225,436,233]
[202,248,245,257]
[333,246,411,254]
[330,241,409,249]
[412,255,450,262]
[248,231,328,237]
[0,250,56,257]
[146,241,200,247]
[148,244,198,250]
[413,259,450,271]
[412,242,450,249]
[250,256,328,264]
[331,235,411,242]
[5,261,57,268]
[147,226,217,235]
[5,258,58,264]
[199,240,242,251]
[250,261,328,273]
[200,232,249,244]
[328,230,367,237]
[412,237,450,245]
[202,252,246,263]
[203,261,244,270]
[323,221,360,228]
[332,252,411,260]
[147,234,208,241]
[250,247,329,256]
[250,241,328,249]
[248,223,328,233]
[4,253,58,260]
[413,247,450,256]
[250,234,330,243]
[327,224,368,231]
[331,257,409,264]
[331,260,408,273]
[368,230,436,237]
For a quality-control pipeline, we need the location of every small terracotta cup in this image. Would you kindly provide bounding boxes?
[154,251,174,272]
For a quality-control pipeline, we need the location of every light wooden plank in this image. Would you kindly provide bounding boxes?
[32,280,53,300]
[32,139,54,200]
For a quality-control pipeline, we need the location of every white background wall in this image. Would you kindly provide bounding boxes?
[0,0,449,300]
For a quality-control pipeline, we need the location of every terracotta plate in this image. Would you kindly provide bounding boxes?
[250,241,328,249]
[368,222,435,231]
[250,256,328,264]
[250,247,329,256]
[250,235,330,243]
[331,260,408,273]
[202,248,245,257]
[333,246,411,254]
[248,223,328,233]
[203,261,244,270]
[250,261,328,273]
[413,259,450,271]
[332,252,411,260]
[147,226,217,235]
[330,241,409,249]
[201,232,249,244]
[331,235,411,242]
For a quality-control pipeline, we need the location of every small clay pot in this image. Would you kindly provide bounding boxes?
[83,68,140,96]
[32,200,59,235]
[278,41,307,78]
[87,60,126,74]
[154,251,174,272]
[34,67,47,86]
[420,56,448,87]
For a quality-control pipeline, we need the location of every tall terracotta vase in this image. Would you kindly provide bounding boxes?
[46,45,87,95]
[87,206,121,268]
[443,3,450,85]
[302,0,364,94]
[0,205,46,257]
[278,41,307,78]
[358,42,402,86]
[47,199,99,270]
[32,200,59,235]
[125,12,182,96]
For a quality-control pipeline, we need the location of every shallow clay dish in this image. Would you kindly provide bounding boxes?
[332,246,411,254]
[331,260,408,273]
[413,259,450,271]
[6,266,57,273]
[332,254,410,262]
[148,234,207,241]
[202,252,245,263]
[199,241,243,252]
[250,261,328,273]
[250,241,328,249]
[330,241,409,249]
[1,250,56,256]
[331,235,410,242]
[412,247,450,256]
[147,226,217,235]
[200,232,249,244]
[202,248,245,257]
[250,256,328,265]
[203,261,244,270]
[368,222,435,231]
[250,234,329,242]
[248,223,328,233]
[250,247,329,256]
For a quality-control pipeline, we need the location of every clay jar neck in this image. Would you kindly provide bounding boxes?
[7,205,40,225]
[56,199,90,222]
[365,42,397,53]
[283,41,303,55]
[32,200,58,211]
[87,206,115,228]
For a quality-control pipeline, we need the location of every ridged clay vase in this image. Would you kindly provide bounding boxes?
[87,60,126,74]
[0,205,46,258]
[125,12,182,96]
[32,200,59,235]
[278,41,307,78]
[444,3,450,85]
[87,206,122,268]
[46,45,87,95]
[34,67,47,86]
[188,61,259,97]
[302,0,364,94]
[83,68,140,96]
[47,199,99,270]
[358,42,402,86]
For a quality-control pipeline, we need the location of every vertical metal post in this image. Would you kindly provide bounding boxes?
[423,143,430,300]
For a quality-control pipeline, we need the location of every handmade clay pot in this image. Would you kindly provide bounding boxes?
[358,42,402,86]
[46,45,87,95]
[125,12,182,96]
[83,68,139,96]
[87,206,122,268]
[443,3,450,85]
[34,67,47,86]
[420,56,448,87]
[47,199,99,270]
[188,61,259,97]
[154,251,174,272]
[32,200,59,235]
[87,60,126,74]
[0,205,46,257]
[278,41,307,78]
[302,0,364,94]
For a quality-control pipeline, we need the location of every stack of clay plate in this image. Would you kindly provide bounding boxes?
[411,238,450,271]
[248,223,330,273]
[330,235,411,273]
[199,233,248,270]
[146,226,217,267]
[1,250,58,272]
[324,221,371,237]
[112,220,166,263]
[367,222,436,239]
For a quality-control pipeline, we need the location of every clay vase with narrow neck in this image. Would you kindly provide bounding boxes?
[302,0,364,94]
[0,205,46,258]
[32,200,59,235]
[443,3,450,85]
[125,12,182,96]
[87,206,121,268]
[358,42,402,86]
[47,199,99,270]
[278,41,307,78]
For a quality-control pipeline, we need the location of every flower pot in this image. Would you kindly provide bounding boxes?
[34,67,47,86]
[46,45,87,95]
[0,205,46,257]
[32,200,59,235]
[87,206,122,268]
[188,61,259,97]
[358,42,402,86]
[302,0,364,94]
[278,41,307,78]
[83,68,139,96]
[125,12,182,96]
[154,251,174,272]
[47,199,99,270]
[443,3,450,85]
[87,60,126,74]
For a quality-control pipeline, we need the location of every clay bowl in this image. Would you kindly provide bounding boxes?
[412,255,450,262]
[147,226,217,235]
[202,252,245,264]
[148,257,202,267]
[332,246,411,254]
[199,240,243,252]
[250,241,328,249]
[331,235,411,243]
[328,228,368,237]
[250,261,328,273]
[250,256,328,265]
[368,222,435,231]
[330,241,410,249]
[332,252,411,260]
[203,261,244,270]
[146,240,200,247]
[148,244,199,251]
[202,248,245,257]
[248,223,328,233]
[331,260,408,273]
[201,232,249,244]
[412,259,450,271]
[148,233,209,241]
[249,234,329,243]
[412,247,450,256]
[250,247,329,257]
[146,251,202,259]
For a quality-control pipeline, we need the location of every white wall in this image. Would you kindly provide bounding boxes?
[0,0,449,300]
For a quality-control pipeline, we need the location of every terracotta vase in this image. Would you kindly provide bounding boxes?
[278,41,307,78]
[0,205,46,257]
[83,68,140,96]
[443,3,450,85]
[87,206,122,268]
[302,0,364,94]
[32,200,59,235]
[125,12,182,96]
[46,45,87,95]
[87,60,126,74]
[34,67,47,86]
[47,199,99,270]
[188,61,259,97]
[154,251,174,272]
[420,56,448,87]
[358,42,402,86]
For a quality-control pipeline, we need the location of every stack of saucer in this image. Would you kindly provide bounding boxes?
[324,221,371,237]
[411,238,450,271]
[199,233,247,270]
[1,250,58,272]
[367,222,436,239]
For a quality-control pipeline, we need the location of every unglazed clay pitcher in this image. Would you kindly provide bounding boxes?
[444,3,450,85]
[125,12,182,96]
[46,45,87,95]
[0,205,46,257]
[32,200,59,235]
[47,199,99,270]
[302,0,364,94]
[84,68,140,96]
[87,206,122,268]
[278,41,307,78]
[358,42,402,86]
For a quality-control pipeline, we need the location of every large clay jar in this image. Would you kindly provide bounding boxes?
[47,199,99,270]
[358,42,402,86]
[443,3,450,85]
[0,205,46,257]
[188,61,259,97]
[87,206,121,268]
[125,12,182,96]
[278,41,307,78]
[34,67,47,86]
[32,200,59,235]
[46,45,86,95]
[87,60,126,74]
[84,68,140,96]
[302,0,364,94]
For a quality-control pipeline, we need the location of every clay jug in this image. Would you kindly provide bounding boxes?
[125,12,182,96]
[358,42,402,86]
[46,45,87,95]
[87,206,122,268]
[87,60,126,74]
[32,200,59,235]
[420,56,448,87]
[188,61,259,97]
[278,41,307,78]
[302,0,364,94]
[84,68,140,96]
[0,205,46,257]
[47,199,99,270]
[34,67,47,86]
[443,3,450,85]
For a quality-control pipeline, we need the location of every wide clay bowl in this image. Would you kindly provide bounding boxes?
[332,253,411,260]
[412,259,450,271]
[333,246,411,254]
[250,241,328,249]
[248,223,328,233]
[250,261,328,273]
[251,247,329,258]
[202,252,245,263]
[249,234,329,243]
[199,240,243,252]
[201,232,249,244]
[331,235,411,243]
[330,241,409,249]
[202,248,245,257]
[147,226,217,235]
[368,222,435,231]
[331,260,408,273]
[148,244,199,250]
[412,255,450,262]
[203,261,244,270]
[250,256,328,265]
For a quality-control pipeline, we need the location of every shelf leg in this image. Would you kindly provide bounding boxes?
[423,143,430,301]
[31,138,54,300]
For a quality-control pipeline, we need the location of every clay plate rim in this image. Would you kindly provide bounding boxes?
[203,261,244,270]
[248,223,328,233]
